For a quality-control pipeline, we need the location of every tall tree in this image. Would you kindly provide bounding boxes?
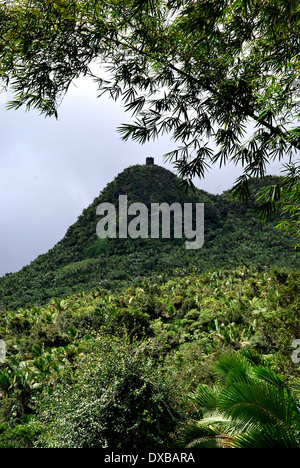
[0,0,299,234]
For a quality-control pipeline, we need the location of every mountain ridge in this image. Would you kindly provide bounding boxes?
[0,163,299,310]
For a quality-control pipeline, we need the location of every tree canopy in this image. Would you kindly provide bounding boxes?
[0,0,299,237]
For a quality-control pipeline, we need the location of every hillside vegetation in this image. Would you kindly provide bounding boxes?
[0,164,299,448]
[0,267,300,447]
[0,165,299,310]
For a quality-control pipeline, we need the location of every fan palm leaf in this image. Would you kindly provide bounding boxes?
[184,351,300,448]
[233,424,300,448]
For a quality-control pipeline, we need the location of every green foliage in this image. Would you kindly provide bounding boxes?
[255,161,300,247]
[35,335,183,448]
[0,267,300,447]
[0,2,300,448]
[0,164,299,449]
[1,0,300,226]
[0,166,298,311]
[0,417,41,448]
[182,351,300,448]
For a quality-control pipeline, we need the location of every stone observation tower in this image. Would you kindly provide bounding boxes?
[146,157,154,165]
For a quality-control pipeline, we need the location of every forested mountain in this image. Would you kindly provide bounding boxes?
[0,163,299,310]
[0,163,300,448]
[1,0,300,449]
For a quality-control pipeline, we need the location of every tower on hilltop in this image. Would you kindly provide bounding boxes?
[146,157,154,165]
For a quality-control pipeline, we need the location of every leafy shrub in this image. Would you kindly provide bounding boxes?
[0,418,41,448]
[35,335,184,448]
[163,341,216,391]
[7,315,31,335]
[105,307,152,339]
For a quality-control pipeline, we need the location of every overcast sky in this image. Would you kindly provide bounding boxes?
[0,74,285,277]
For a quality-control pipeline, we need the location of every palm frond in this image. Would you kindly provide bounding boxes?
[182,351,300,448]
[190,384,218,411]
[218,377,296,429]
[239,346,264,367]
[233,424,299,448]
[214,352,250,385]
[182,417,235,448]
[186,433,234,449]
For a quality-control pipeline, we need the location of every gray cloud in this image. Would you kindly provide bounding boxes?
[0,76,283,277]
